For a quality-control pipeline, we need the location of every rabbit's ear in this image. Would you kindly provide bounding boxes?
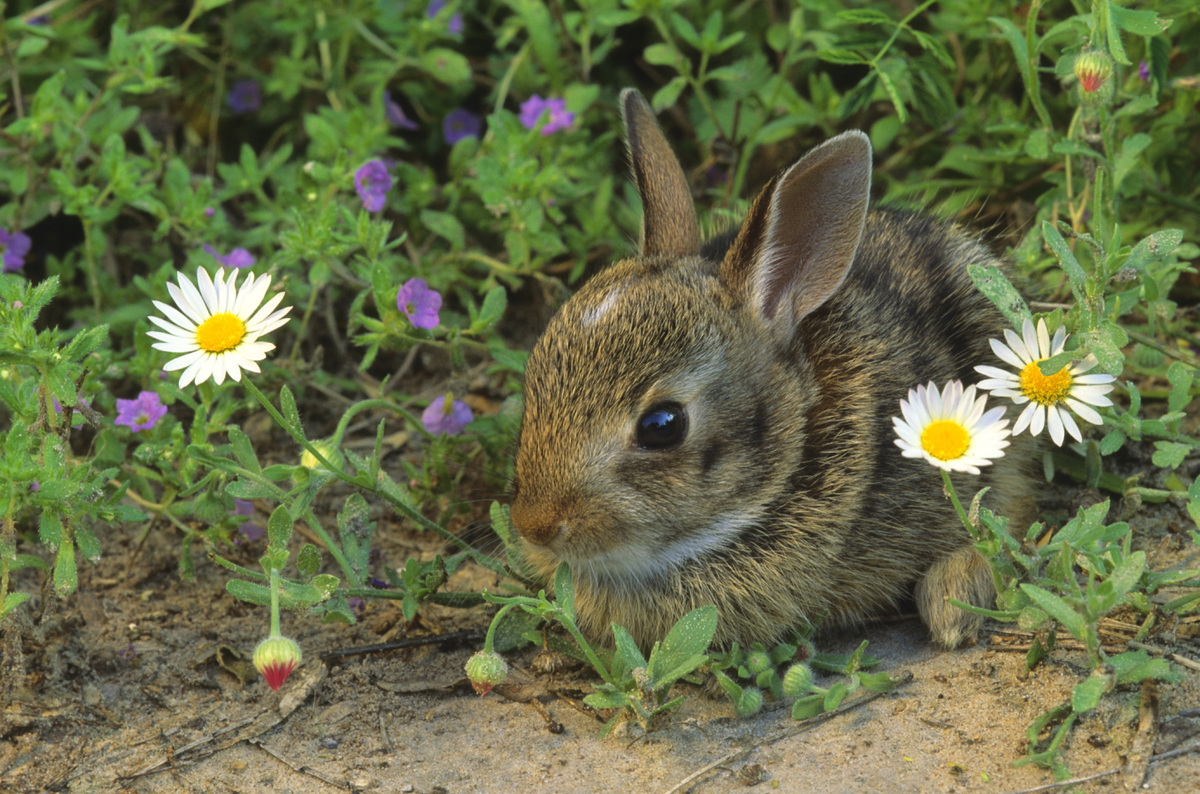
[621,89,701,258]
[721,131,871,329]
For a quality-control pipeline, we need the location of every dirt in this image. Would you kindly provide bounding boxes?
[2,467,1200,793]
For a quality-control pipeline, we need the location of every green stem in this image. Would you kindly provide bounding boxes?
[301,507,361,587]
[941,469,974,538]
[269,568,282,638]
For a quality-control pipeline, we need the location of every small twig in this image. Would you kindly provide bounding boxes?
[319,628,484,661]
[662,672,915,794]
[1122,680,1159,791]
[248,737,348,790]
[116,711,266,781]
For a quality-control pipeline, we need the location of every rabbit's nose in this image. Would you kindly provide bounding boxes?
[509,498,562,546]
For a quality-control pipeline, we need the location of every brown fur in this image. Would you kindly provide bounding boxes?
[510,90,1035,650]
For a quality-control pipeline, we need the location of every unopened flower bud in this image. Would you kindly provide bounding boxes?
[465,650,508,696]
[254,635,302,691]
[1074,51,1114,106]
[746,649,773,676]
[735,686,764,718]
[782,663,815,698]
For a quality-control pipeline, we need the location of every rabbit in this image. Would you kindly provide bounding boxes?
[509,89,1036,651]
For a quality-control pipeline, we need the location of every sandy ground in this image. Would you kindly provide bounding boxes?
[2,504,1198,794]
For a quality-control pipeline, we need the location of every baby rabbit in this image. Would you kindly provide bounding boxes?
[510,89,1034,650]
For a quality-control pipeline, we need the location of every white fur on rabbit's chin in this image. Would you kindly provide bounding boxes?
[572,508,758,586]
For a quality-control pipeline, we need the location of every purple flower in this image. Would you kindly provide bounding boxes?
[119,643,137,662]
[0,227,32,273]
[396,277,442,329]
[354,159,392,212]
[115,391,168,432]
[385,91,418,130]
[443,108,481,145]
[422,394,473,436]
[204,206,216,218]
[234,499,264,543]
[426,0,463,35]
[227,79,261,114]
[203,244,255,269]
[519,95,574,135]
[30,480,40,493]
[1138,60,1150,83]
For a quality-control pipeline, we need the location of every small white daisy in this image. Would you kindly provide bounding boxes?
[893,380,1011,475]
[974,318,1116,446]
[148,268,292,388]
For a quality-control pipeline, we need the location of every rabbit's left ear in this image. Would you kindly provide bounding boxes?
[720,131,872,331]
[621,89,701,258]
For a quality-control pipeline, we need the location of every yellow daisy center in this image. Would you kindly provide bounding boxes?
[196,312,246,353]
[1019,359,1072,406]
[920,420,970,462]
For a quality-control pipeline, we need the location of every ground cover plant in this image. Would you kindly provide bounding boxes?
[1,0,1199,786]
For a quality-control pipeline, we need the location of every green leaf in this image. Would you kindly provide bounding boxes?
[1166,362,1194,414]
[75,525,101,563]
[264,505,292,569]
[649,605,717,684]
[54,539,77,598]
[643,43,678,67]
[968,263,1032,328]
[584,689,631,710]
[473,287,507,333]
[1020,584,1087,642]
[228,427,262,473]
[297,543,321,577]
[1113,134,1152,194]
[1109,650,1180,685]
[792,693,826,721]
[1,592,32,618]
[337,494,374,584]
[651,76,687,111]
[823,681,849,711]
[613,624,648,677]
[1042,222,1088,301]
[419,209,465,250]
[1071,674,1108,713]
[554,564,576,621]
[1152,442,1189,470]
[420,48,471,86]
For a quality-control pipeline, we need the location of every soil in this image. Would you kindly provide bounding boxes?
[2,450,1200,793]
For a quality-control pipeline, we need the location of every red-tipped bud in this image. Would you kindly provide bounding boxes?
[465,650,508,696]
[254,635,302,691]
[1074,51,1114,106]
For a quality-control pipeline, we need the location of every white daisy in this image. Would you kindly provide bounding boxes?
[974,318,1116,446]
[148,268,292,388]
[893,380,1011,475]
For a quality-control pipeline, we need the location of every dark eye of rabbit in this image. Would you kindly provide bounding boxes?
[636,403,687,450]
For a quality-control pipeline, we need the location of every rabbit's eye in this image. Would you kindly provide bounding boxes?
[636,403,687,450]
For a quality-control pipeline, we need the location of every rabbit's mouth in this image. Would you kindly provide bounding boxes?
[565,508,758,587]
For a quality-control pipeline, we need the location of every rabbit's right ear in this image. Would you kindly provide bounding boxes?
[720,131,872,335]
[621,89,701,258]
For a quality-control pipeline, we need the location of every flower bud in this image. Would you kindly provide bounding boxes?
[746,649,773,676]
[300,439,343,471]
[782,663,814,698]
[734,686,764,718]
[253,635,302,691]
[1074,51,1114,107]
[465,650,508,696]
